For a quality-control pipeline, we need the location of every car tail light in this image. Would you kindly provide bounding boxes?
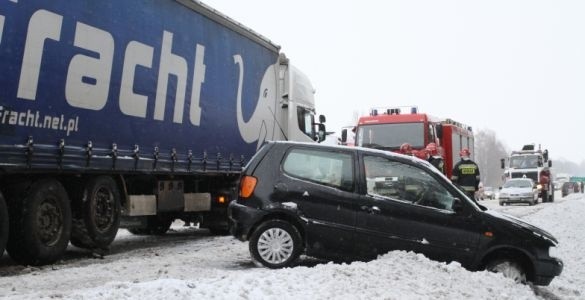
[239,175,257,198]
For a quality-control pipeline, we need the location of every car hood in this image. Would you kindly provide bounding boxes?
[500,187,532,194]
[484,210,558,246]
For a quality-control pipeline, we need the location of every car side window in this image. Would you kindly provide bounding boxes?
[364,155,456,211]
[283,148,354,191]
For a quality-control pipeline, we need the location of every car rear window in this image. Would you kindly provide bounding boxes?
[283,148,354,191]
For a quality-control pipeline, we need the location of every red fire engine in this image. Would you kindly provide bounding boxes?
[350,106,474,178]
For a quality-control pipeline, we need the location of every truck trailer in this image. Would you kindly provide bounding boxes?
[0,0,325,265]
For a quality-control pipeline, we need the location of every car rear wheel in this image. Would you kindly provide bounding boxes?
[486,259,527,284]
[249,220,302,269]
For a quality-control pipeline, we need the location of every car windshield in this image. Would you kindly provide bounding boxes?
[503,180,532,188]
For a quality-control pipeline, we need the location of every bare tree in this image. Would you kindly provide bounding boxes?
[474,129,509,188]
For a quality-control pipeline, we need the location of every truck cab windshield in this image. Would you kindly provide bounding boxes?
[356,123,424,150]
[510,155,542,169]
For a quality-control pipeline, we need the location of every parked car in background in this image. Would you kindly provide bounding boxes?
[229,141,563,285]
[499,178,539,206]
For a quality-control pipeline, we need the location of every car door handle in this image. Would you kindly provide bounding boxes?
[361,205,381,214]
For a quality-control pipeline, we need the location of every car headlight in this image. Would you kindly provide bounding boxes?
[549,244,562,258]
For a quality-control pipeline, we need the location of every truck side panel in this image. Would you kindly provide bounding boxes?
[0,0,279,172]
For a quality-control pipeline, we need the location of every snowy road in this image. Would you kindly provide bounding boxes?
[0,192,583,299]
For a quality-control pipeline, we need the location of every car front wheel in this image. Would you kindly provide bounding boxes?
[249,219,302,269]
[486,259,527,284]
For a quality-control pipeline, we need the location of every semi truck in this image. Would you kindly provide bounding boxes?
[500,144,553,202]
[0,0,325,265]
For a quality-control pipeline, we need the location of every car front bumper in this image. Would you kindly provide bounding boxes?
[499,196,534,203]
[532,257,563,286]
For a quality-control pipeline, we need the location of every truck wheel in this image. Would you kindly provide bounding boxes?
[540,190,547,202]
[0,193,8,259]
[127,216,173,235]
[7,179,71,266]
[486,258,527,284]
[549,184,555,202]
[71,176,121,250]
[249,220,302,269]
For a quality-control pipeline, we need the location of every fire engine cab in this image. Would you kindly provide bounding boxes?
[348,106,474,178]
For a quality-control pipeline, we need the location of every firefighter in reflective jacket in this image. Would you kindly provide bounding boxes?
[451,148,480,200]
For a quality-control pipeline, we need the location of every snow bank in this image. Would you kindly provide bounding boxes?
[2,194,584,299]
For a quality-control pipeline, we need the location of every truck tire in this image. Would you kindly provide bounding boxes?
[6,179,71,266]
[548,184,555,202]
[0,193,8,259]
[127,216,173,235]
[71,176,121,250]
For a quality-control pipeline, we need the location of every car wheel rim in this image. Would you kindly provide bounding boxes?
[257,228,294,264]
[491,261,526,283]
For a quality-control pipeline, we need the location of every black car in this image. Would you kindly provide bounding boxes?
[229,141,563,286]
[561,181,579,197]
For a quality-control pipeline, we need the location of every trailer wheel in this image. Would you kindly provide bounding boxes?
[7,179,71,266]
[71,176,121,250]
[0,193,8,259]
[127,216,173,235]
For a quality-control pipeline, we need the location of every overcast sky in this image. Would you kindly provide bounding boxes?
[203,0,585,163]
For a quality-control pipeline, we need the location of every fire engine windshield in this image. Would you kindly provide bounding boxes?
[356,123,425,150]
[509,155,542,169]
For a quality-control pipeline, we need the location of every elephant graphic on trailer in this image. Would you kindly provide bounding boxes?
[233,55,279,150]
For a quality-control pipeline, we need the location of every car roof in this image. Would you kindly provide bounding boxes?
[269,140,438,172]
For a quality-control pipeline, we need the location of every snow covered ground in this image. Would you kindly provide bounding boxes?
[0,192,583,300]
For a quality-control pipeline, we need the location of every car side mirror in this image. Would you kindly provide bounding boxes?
[341,129,347,143]
[500,158,505,169]
[319,114,326,123]
[452,197,464,213]
[316,124,326,142]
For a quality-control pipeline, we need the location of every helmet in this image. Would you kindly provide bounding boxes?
[460,148,471,157]
[425,143,438,156]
